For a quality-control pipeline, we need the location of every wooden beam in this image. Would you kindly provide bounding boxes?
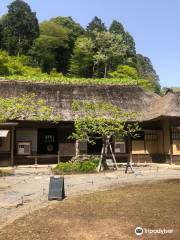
[11,127,15,166]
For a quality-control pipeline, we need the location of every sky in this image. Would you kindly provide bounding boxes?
[0,0,180,87]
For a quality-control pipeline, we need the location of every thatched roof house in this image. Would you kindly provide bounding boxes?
[1,80,180,166]
[147,91,180,120]
[0,80,160,121]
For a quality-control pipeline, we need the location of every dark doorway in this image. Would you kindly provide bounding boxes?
[38,128,58,154]
[88,137,103,154]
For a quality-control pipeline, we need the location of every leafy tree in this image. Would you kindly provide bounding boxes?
[124,32,136,56]
[0,94,60,122]
[109,65,139,79]
[109,20,136,55]
[109,20,125,35]
[69,36,94,77]
[1,0,39,56]
[70,31,132,78]
[136,54,161,93]
[50,16,85,74]
[0,50,48,77]
[51,16,84,44]
[109,65,157,92]
[110,20,136,67]
[0,51,9,75]
[30,21,68,73]
[86,16,107,33]
[0,21,3,49]
[0,50,30,76]
[93,32,127,77]
[71,100,140,171]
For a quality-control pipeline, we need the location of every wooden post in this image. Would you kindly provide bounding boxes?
[35,156,38,166]
[162,127,165,162]
[75,140,79,156]
[128,136,133,163]
[109,142,118,170]
[144,131,147,163]
[97,143,105,172]
[11,127,15,166]
[58,150,60,164]
[169,119,173,165]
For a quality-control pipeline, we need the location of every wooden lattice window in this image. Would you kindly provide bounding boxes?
[172,128,180,140]
[145,130,158,141]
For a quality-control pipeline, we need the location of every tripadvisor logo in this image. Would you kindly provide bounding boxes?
[135,227,144,236]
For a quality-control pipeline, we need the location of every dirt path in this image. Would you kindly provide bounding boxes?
[1,178,180,240]
[0,165,180,229]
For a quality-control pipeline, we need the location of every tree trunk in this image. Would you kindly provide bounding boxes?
[104,63,107,78]
[93,63,96,78]
[17,36,21,57]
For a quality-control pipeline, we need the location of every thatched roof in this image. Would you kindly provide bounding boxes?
[146,91,180,120]
[0,80,162,121]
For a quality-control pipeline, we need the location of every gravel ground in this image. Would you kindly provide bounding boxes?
[0,164,180,229]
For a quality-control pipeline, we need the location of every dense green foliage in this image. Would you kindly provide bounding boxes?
[69,31,128,78]
[0,51,155,92]
[30,21,69,73]
[86,16,107,33]
[55,160,98,173]
[0,50,38,76]
[109,65,139,79]
[1,0,39,56]
[109,20,136,66]
[69,36,94,77]
[0,169,13,177]
[70,100,140,170]
[0,0,160,92]
[50,17,84,74]
[0,93,60,122]
[136,54,160,93]
[71,100,140,144]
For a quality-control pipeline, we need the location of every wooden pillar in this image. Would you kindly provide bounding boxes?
[144,131,147,163]
[75,140,79,156]
[128,136,133,162]
[11,127,15,166]
[58,150,60,164]
[162,126,165,161]
[169,119,173,164]
[35,156,38,166]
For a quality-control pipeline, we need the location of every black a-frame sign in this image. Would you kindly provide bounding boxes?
[48,176,65,201]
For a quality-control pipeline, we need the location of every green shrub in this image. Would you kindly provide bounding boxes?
[0,169,13,176]
[55,162,81,173]
[79,161,97,172]
[91,158,100,166]
[55,160,98,173]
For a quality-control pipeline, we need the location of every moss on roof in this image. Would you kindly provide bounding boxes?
[0,80,159,121]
